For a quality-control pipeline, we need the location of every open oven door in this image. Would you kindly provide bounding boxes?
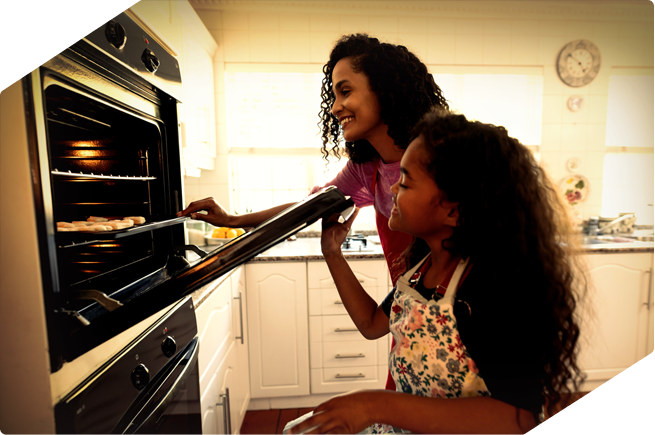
[61,186,354,360]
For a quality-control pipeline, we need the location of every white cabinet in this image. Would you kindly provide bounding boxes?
[307,259,389,394]
[578,252,654,390]
[230,265,250,430]
[177,1,218,174]
[195,265,250,434]
[129,0,218,176]
[245,262,310,398]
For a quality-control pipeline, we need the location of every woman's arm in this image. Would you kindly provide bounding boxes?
[321,208,390,340]
[176,197,294,229]
[287,390,537,434]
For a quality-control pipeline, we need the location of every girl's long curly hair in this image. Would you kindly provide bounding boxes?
[402,108,587,419]
[319,34,448,163]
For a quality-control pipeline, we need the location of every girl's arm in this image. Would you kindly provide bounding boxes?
[177,197,294,229]
[321,208,390,340]
[287,390,538,434]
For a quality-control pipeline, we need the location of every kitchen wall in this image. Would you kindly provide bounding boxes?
[186,0,653,223]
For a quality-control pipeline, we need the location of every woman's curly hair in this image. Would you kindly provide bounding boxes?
[319,34,448,163]
[402,108,587,420]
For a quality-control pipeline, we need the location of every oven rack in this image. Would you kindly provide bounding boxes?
[51,169,156,181]
[56,215,188,248]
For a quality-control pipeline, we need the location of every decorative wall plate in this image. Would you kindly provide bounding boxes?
[560,174,590,206]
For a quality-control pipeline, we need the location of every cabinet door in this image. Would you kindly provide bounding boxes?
[201,343,237,434]
[230,266,250,432]
[196,277,233,393]
[578,253,653,389]
[647,264,654,356]
[246,262,309,398]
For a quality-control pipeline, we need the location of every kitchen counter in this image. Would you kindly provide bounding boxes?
[248,236,385,261]
[243,234,653,262]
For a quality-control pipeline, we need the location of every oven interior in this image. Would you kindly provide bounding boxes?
[44,82,183,323]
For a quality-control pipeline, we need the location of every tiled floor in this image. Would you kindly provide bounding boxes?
[241,388,653,435]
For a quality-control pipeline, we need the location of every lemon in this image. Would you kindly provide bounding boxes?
[235,228,245,236]
[212,230,227,238]
[225,229,238,238]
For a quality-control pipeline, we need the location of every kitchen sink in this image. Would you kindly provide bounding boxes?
[581,233,654,245]
[582,237,621,245]
[623,234,654,242]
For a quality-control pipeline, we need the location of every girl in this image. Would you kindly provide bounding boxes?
[286,109,586,434]
[178,33,447,285]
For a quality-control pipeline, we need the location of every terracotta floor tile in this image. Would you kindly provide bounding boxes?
[580,391,652,418]
[621,390,653,414]
[240,409,280,434]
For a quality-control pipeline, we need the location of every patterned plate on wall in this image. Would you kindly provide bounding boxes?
[560,174,590,206]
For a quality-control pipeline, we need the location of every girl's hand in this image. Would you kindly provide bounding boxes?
[176,197,235,227]
[285,390,376,434]
[321,207,360,257]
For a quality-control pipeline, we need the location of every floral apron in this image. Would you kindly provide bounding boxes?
[367,255,490,434]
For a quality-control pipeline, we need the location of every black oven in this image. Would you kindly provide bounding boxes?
[54,296,202,434]
[24,12,355,377]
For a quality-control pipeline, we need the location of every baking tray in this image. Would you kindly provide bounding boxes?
[56,215,188,248]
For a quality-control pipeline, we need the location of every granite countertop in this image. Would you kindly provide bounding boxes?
[248,236,385,262]
[246,237,654,260]
[191,229,653,265]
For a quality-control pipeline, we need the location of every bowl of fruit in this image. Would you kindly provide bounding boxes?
[205,226,245,245]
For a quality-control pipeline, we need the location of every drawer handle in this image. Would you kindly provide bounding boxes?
[335,373,365,379]
[335,353,365,359]
[334,301,343,305]
[334,328,358,332]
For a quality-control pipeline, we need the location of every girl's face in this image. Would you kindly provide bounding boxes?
[331,57,387,144]
[389,136,459,239]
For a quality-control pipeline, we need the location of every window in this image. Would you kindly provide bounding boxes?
[602,69,654,225]
[224,65,545,231]
[432,66,544,146]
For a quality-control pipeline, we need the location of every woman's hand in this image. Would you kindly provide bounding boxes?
[285,390,377,434]
[176,197,235,227]
[321,207,360,257]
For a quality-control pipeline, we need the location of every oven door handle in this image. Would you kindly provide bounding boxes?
[112,337,200,434]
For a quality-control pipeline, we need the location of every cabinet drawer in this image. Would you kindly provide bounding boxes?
[310,366,387,394]
[318,315,364,342]
[320,340,379,368]
[308,260,387,289]
[308,287,386,316]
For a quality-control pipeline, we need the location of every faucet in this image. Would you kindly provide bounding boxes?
[597,214,635,235]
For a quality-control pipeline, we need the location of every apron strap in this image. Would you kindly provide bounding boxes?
[443,257,470,301]
[397,253,431,287]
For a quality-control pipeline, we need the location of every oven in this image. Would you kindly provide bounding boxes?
[54,296,202,434]
[3,10,354,434]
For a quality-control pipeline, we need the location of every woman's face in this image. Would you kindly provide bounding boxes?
[389,136,459,239]
[331,57,387,144]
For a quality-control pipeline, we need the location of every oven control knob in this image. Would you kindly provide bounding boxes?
[141,49,160,73]
[105,20,127,50]
[161,336,177,358]
[131,364,149,390]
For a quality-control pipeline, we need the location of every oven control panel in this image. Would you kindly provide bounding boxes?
[54,297,198,433]
[79,12,183,101]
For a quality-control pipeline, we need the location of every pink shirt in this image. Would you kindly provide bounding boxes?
[310,159,400,218]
